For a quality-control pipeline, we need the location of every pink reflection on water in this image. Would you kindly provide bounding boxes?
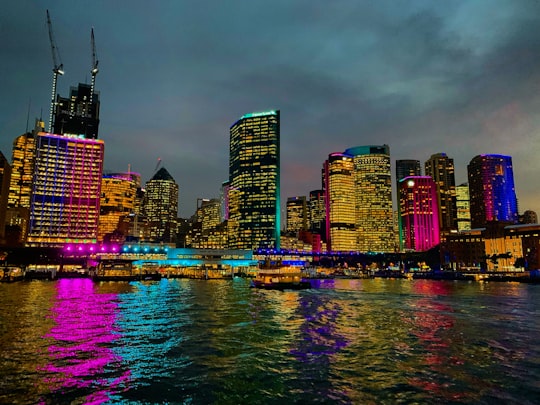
[39,278,130,403]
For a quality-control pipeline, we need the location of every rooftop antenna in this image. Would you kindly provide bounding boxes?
[46,10,64,133]
[25,98,31,133]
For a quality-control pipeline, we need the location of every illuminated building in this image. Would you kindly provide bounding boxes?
[467,154,518,228]
[345,145,394,252]
[220,180,230,221]
[53,83,100,139]
[324,153,355,252]
[27,132,104,246]
[228,110,280,250]
[425,153,457,235]
[98,172,138,242]
[143,167,179,243]
[286,196,307,234]
[308,189,325,235]
[396,159,421,250]
[0,151,11,243]
[197,198,221,234]
[456,183,471,232]
[399,176,440,251]
[8,119,43,209]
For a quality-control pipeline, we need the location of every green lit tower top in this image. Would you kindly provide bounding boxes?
[228,110,280,250]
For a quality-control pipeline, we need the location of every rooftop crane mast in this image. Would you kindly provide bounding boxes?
[89,27,99,106]
[46,9,64,133]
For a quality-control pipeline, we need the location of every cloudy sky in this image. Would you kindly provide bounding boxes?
[1,0,540,218]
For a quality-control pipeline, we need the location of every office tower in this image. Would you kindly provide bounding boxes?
[345,145,394,253]
[143,167,179,243]
[425,153,457,234]
[228,110,280,250]
[308,189,325,235]
[396,159,421,189]
[53,83,100,139]
[286,196,307,234]
[521,210,538,224]
[456,183,471,231]
[98,172,138,242]
[197,198,221,234]
[0,151,12,243]
[8,119,43,209]
[467,154,518,228]
[399,176,440,251]
[395,159,421,250]
[27,133,105,246]
[324,153,356,252]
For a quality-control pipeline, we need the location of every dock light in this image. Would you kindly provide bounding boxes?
[112,246,118,252]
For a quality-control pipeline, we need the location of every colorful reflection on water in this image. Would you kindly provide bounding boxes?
[0,278,539,404]
[39,278,131,404]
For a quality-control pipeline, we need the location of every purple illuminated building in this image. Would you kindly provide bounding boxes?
[27,132,104,246]
[467,154,518,228]
[399,176,440,251]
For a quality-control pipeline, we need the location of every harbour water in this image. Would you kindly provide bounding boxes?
[0,278,539,404]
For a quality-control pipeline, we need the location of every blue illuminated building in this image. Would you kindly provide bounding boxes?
[467,154,518,228]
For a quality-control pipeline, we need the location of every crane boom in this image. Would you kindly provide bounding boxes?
[46,10,64,133]
[90,27,99,105]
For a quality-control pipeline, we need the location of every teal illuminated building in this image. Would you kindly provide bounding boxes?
[228,110,280,250]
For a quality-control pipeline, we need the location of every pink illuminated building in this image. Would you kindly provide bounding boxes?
[27,132,104,246]
[399,176,440,251]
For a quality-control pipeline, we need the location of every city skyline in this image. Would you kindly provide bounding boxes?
[2,1,540,218]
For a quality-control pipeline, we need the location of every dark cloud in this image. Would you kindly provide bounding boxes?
[1,0,540,217]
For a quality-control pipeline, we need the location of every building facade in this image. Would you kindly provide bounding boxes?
[27,133,104,246]
[424,153,457,235]
[324,153,356,252]
[53,83,100,139]
[143,167,179,244]
[345,145,394,253]
[395,159,421,251]
[228,110,280,250]
[467,154,518,228]
[456,183,471,232]
[98,172,138,242]
[399,176,440,251]
[0,151,12,243]
[286,196,307,234]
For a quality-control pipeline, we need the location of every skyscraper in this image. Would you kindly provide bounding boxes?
[286,196,307,234]
[456,183,471,232]
[399,176,440,251]
[467,154,518,228]
[8,119,43,209]
[0,151,12,243]
[98,172,138,242]
[324,153,356,252]
[228,110,280,250]
[308,189,325,236]
[395,159,421,251]
[143,167,179,244]
[53,83,100,139]
[345,145,394,253]
[28,133,105,246]
[424,153,457,235]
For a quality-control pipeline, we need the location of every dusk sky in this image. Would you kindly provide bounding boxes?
[2,0,540,218]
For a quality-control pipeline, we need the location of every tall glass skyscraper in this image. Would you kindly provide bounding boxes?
[228,110,280,250]
[399,176,440,251]
[27,133,105,246]
[286,196,307,234]
[345,145,394,253]
[467,154,518,228]
[324,153,355,252]
[425,153,457,235]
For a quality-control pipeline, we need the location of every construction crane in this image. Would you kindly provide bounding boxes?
[46,10,64,133]
[89,27,99,106]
